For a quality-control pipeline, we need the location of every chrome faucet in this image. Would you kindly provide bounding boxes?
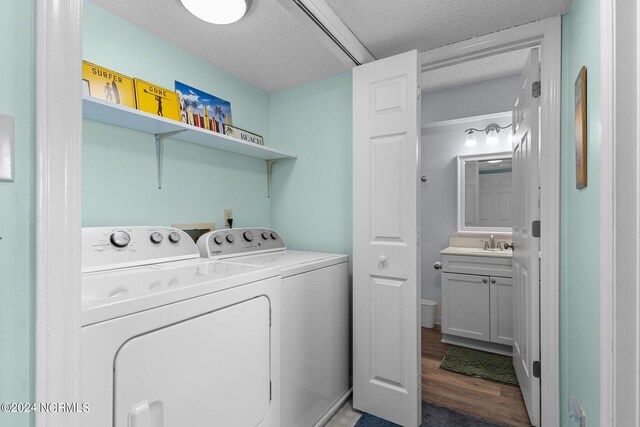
[481,234,502,250]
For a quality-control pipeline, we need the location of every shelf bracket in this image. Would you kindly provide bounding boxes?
[266,158,286,198]
[155,130,186,189]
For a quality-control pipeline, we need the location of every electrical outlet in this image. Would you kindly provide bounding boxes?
[224,209,233,221]
[568,397,585,426]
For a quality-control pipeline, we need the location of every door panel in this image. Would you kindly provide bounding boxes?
[490,276,514,345]
[512,48,541,426]
[441,272,490,341]
[114,297,271,427]
[353,50,420,427]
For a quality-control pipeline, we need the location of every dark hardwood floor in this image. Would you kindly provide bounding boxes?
[421,326,532,427]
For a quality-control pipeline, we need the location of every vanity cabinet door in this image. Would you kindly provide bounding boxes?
[490,276,514,345]
[441,272,490,341]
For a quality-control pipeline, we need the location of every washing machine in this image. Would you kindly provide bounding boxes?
[80,226,281,427]
[197,228,350,427]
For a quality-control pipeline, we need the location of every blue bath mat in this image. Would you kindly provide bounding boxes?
[354,401,507,427]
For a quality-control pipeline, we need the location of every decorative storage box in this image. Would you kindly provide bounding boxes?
[82,61,136,108]
[224,124,263,146]
[134,79,181,121]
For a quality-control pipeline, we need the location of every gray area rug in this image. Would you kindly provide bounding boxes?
[439,346,519,386]
[354,401,507,427]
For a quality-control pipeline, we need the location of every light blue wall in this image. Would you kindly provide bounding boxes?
[560,0,600,424]
[0,0,35,426]
[269,73,352,255]
[83,1,273,229]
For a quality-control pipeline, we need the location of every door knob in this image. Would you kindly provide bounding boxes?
[433,262,442,270]
[378,255,387,263]
[421,176,427,183]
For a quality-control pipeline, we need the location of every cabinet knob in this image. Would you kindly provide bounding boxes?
[433,262,442,270]
[491,278,496,283]
[378,255,387,263]
[482,278,488,283]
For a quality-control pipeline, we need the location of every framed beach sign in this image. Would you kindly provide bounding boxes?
[575,66,587,189]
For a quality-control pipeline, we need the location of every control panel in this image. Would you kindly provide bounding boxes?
[197,228,285,259]
[82,226,200,273]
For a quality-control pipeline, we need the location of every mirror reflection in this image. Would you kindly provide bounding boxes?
[460,155,512,229]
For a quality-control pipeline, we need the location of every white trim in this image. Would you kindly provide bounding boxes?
[421,17,561,425]
[422,111,511,130]
[35,1,83,426]
[599,0,615,425]
[602,0,640,425]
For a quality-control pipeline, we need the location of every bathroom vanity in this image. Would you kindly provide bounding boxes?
[439,240,513,355]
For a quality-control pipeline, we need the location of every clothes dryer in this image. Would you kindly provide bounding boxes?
[81,226,281,427]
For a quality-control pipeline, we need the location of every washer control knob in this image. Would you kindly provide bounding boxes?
[110,230,131,248]
[270,232,278,240]
[168,231,181,243]
[150,232,163,244]
[226,234,235,243]
[262,232,269,240]
[213,235,224,245]
[243,231,254,242]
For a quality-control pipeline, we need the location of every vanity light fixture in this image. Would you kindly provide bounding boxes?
[463,123,512,147]
[464,130,477,147]
[180,0,252,25]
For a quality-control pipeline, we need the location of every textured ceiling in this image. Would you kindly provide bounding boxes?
[325,0,571,59]
[421,49,530,92]
[90,0,571,93]
[89,0,349,93]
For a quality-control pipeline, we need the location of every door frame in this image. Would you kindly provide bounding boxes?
[599,0,639,425]
[420,17,561,425]
[35,1,83,426]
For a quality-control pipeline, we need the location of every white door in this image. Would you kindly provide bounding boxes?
[512,48,541,426]
[352,50,421,427]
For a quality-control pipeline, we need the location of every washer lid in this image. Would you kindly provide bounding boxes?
[81,259,279,326]
[223,250,349,277]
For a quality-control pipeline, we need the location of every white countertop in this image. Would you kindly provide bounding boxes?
[440,246,513,258]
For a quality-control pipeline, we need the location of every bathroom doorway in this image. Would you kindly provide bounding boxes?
[418,19,560,426]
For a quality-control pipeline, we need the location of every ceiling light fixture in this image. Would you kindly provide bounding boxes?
[463,123,512,147]
[180,0,252,25]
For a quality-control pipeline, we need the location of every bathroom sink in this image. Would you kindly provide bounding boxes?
[439,246,513,258]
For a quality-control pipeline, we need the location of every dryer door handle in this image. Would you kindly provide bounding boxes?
[129,400,164,427]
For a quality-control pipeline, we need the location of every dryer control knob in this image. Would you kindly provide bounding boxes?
[110,230,131,248]
[226,234,235,243]
[243,231,254,242]
[150,232,163,244]
[213,235,224,245]
[168,232,181,243]
[270,232,278,240]
[262,232,269,240]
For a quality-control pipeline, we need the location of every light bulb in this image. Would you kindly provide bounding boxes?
[465,131,477,148]
[180,0,250,25]
[486,128,499,145]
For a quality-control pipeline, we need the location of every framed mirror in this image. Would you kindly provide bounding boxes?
[457,152,512,235]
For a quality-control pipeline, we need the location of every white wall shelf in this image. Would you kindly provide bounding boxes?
[82,96,296,194]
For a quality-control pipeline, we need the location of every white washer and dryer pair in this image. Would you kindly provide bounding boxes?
[80,226,281,427]
[197,228,351,427]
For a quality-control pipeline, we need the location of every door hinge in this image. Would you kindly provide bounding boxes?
[417,88,421,100]
[269,381,272,400]
[533,361,541,378]
[269,307,272,327]
[532,220,541,238]
[532,81,541,98]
